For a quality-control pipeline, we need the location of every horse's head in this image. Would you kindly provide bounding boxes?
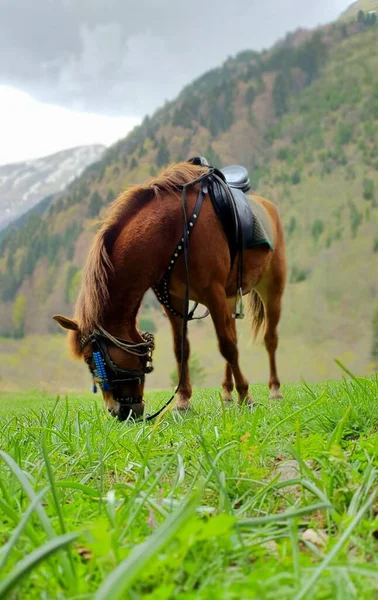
[53,315,154,421]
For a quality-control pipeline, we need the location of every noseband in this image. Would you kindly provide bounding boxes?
[80,327,154,405]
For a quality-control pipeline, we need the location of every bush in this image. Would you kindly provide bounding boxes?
[291,170,301,185]
[170,352,206,387]
[349,202,362,237]
[290,265,309,283]
[373,238,378,253]
[138,316,157,334]
[311,218,324,242]
[277,148,289,161]
[12,295,26,338]
[335,123,353,147]
[363,178,374,200]
[286,216,297,238]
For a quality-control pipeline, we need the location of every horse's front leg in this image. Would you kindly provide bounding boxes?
[165,310,192,410]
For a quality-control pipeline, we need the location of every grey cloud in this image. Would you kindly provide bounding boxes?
[0,0,350,116]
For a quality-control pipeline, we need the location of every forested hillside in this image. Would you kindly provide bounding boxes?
[1,11,377,388]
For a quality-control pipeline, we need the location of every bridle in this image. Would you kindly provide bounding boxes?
[80,327,154,406]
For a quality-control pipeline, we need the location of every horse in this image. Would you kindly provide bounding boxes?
[53,161,286,420]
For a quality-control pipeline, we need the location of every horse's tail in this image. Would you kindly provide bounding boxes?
[247,289,266,340]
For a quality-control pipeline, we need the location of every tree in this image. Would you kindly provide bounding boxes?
[245,84,256,105]
[65,265,81,304]
[205,144,221,168]
[357,9,365,24]
[106,189,116,204]
[363,178,374,201]
[12,295,26,338]
[156,137,170,167]
[371,307,378,365]
[273,71,291,117]
[88,191,103,217]
[130,157,138,170]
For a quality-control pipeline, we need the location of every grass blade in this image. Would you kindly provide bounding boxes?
[0,450,55,538]
[0,488,48,571]
[294,489,377,600]
[237,502,331,528]
[0,532,79,599]
[94,492,200,600]
[0,450,74,586]
[55,481,101,497]
[260,393,326,448]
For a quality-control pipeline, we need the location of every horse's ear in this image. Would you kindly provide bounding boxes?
[53,315,79,331]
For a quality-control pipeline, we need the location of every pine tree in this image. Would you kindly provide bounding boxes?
[88,191,103,217]
[371,307,378,365]
[156,137,170,167]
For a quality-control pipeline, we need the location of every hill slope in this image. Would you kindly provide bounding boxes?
[0,15,378,386]
[0,145,105,229]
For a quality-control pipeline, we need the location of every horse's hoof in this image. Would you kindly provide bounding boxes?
[174,401,191,412]
[238,396,254,408]
[269,388,284,400]
[221,392,234,405]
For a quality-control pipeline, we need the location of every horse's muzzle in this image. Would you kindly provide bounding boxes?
[117,401,145,421]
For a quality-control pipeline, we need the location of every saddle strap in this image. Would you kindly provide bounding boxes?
[153,179,209,320]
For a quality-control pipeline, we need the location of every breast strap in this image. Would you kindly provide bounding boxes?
[152,179,209,320]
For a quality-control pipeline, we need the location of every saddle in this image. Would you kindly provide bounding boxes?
[189,156,255,264]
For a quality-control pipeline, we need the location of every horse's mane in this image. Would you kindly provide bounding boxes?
[71,162,207,351]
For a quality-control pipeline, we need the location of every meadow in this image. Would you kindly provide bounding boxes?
[0,370,377,599]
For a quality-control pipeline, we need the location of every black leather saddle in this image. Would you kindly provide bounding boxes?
[220,164,250,193]
[188,156,254,263]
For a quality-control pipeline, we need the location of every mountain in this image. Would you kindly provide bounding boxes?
[0,145,105,229]
[1,12,378,387]
[341,0,378,20]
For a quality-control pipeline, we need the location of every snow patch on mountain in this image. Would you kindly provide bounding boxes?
[0,144,105,228]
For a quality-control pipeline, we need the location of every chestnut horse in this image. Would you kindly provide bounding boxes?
[54,162,286,420]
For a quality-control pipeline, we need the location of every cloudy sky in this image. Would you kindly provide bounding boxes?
[0,0,351,164]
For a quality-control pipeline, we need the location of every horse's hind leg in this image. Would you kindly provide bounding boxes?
[264,293,283,399]
[166,311,192,410]
[207,284,252,406]
[222,363,234,403]
[256,281,284,400]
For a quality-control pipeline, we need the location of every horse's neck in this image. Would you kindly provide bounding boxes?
[104,201,177,337]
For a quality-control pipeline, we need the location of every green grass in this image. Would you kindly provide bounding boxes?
[0,376,377,599]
